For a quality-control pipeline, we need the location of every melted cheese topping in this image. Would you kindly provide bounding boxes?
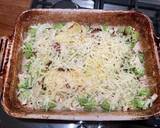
[17,22,157,111]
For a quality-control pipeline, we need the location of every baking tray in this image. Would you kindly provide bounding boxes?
[0,9,160,121]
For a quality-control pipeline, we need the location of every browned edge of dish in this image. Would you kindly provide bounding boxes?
[1,9,160,121]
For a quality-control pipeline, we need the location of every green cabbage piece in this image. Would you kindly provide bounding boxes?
[124,26,139,48]
[44,101,56,111]
[132,98,146,109]
[132,67,144,77]
[18,79,29,89]
[138,88,150,97]
[138,52,144,63]
[102,24,108,32]
[78,95,96,111]
[28,27,37,38]
[52,23,64,29]
[23,42,33,59]
[100,99,110,112]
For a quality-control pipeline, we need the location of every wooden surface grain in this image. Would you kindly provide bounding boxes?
[0,0,32,36]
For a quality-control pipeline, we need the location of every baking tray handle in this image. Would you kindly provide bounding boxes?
[0,36,10,97]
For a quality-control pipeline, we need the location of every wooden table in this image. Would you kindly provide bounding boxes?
[0,0,32,36]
